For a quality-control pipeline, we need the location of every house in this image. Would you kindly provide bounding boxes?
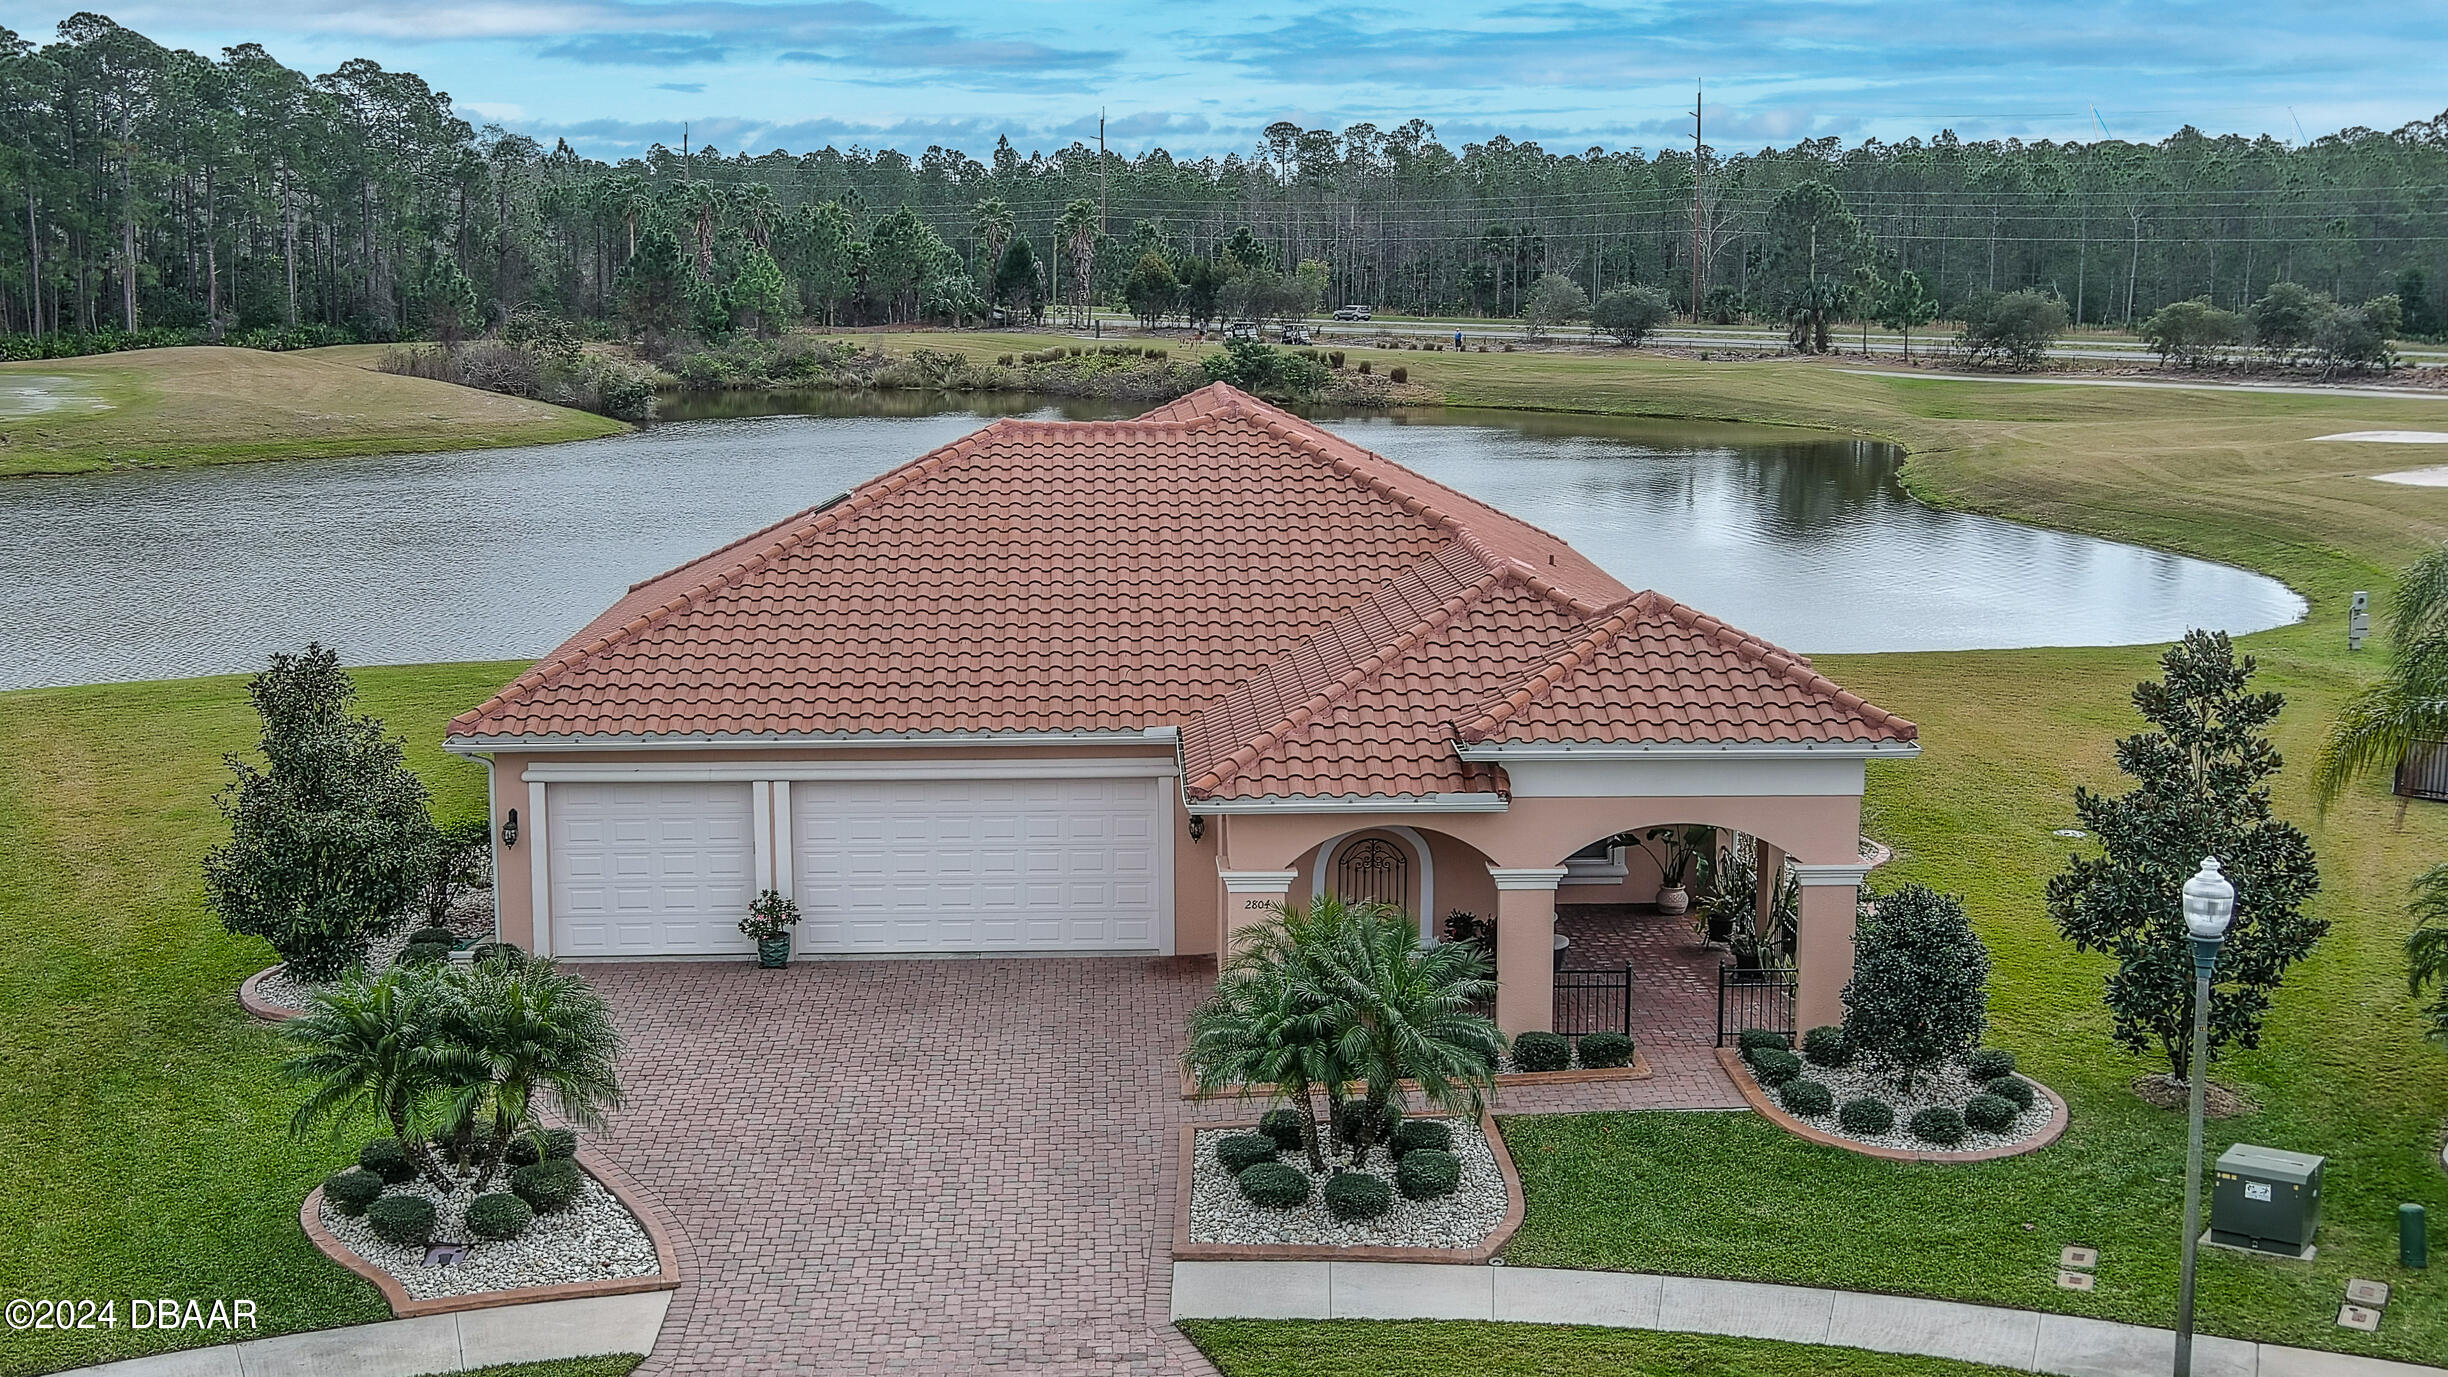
[444,384,1917,1033]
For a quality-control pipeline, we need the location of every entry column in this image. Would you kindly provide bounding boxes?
[1488,867,1569,1036]
[1792,862,1871,1032]
[1218,870,1299,957]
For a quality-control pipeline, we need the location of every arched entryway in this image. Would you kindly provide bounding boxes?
[1308,826,1431,938]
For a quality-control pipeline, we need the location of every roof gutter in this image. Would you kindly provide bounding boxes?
[444,727,1181,758]
[1454,740,1921,762]
[1185,791,1511,815]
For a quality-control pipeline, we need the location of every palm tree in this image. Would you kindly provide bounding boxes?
[438,959,625,1191]
[2408,865,2448,1044]
[970,196,1014,288]
[733,182,781,252]
[1057,198,1098,327]
[281,966,460,1185]
[681,181,725,281]
[1185,955,1342,1171]
[1315,904,1502,1164]
[2314,547,2448,806]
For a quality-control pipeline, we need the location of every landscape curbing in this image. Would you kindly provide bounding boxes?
[236,964,299,1023]
[1170,1259,2448,1377]
[35,1291,665,1377]
[1171,1113,1527,1263]
[1179,1052,1652,1102]
[297,1146,681,1319]
[1714,1046,2071,1163]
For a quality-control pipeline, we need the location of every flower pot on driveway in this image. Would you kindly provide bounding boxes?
[1656,884,1691,916]
[756,936,791,969]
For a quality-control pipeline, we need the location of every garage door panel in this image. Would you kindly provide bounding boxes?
[547,782,757,957]
[791,775,1164,953]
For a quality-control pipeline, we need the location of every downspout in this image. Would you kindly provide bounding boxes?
[479,753,503,944]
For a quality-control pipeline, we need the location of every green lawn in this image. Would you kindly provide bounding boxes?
[440,1360,641,1377]
[1180,1321,2028,1376]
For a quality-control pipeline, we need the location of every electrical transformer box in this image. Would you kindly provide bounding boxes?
[2211,1144,2324,1256]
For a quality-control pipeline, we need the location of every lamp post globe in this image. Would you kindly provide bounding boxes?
[2173,855,2234,1377]
[2183,857,2235,947]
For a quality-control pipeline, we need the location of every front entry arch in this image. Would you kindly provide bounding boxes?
[1310,825,1435,943]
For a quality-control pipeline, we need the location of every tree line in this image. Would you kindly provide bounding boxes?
[4,13,2447,348]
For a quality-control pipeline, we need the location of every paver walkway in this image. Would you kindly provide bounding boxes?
[583,955,1741,1375]
[1171,1261,2448,1377]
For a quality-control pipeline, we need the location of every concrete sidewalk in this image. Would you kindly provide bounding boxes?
[1172,1260,2442,1377]
[40,1291,667,1377]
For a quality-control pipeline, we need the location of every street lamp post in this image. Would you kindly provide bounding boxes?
[2173,856,2235,1377]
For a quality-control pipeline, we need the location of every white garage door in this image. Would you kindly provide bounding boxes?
[791,777,1164,953]
[547,782,757,956]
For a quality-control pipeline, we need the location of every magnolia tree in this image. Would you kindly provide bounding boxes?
[2047,630,2324,1082]
[1840,884,1991,1089]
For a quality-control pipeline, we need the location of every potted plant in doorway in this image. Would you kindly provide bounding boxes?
[741,889,801,969]
[1640,826,1709,917]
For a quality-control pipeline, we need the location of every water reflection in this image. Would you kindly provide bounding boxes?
[0,395,2302,690]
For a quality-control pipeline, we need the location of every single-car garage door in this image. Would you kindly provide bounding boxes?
[547,782,757,956]
[791,777,1164,953]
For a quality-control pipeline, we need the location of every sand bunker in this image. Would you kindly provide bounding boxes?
[0,375,110,418]
[2372,467,2448,487]
[2317,430,2448,444]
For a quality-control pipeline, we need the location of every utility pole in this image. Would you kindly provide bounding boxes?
[1098,109,1108,236]
[682,123,690,180]
[1690,79,1704,324]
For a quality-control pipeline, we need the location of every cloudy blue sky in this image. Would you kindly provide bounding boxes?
[5,1,2443,160]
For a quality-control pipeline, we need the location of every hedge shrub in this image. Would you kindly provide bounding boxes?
[1736,1028,1791,1056]
[1963,1093,2019,1133]
[1258,1107,1309,1151]
[1235,1161,1310,1209]
[1388,1119,1453,1160]
[1389,366,1407,384]
[1966,1048,2018,1082]
[1324,1171,1394,1222]
[1909,1106,1967,1145]
[473,940,526,967]
[1801,1025,1853,1067]
[510,1158,584,1214]
[1779,1078,1835,1116]
[506,1127,580,1167]
[467,1192,535,1241]
[1217,1134,1280,1174]
[1396,1149,1462,1200]
[1984,1075,2035,1111]
[1750,1048,1803,1088]
[323,1167,384,1216]
[367,1195,437,1246]
[1334,1100,1403,1148]
[406,926,460,947]
[1513,1032,1570,1072]
[359,1137,416,1185]
[397,940,453,968]
[1838,1097,1895,1135]
[1577,1031,1635,1069]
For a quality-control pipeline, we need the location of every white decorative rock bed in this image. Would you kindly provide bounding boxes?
[1786,1058,2054,1153]
[250,887,495,1014]
[317,1164,659,1301]
[1187,1120,1509,1251]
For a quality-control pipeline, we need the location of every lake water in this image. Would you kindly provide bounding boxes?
[0,392,2302,691]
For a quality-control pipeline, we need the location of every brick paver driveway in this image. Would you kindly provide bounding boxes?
[584,954,1741,1375]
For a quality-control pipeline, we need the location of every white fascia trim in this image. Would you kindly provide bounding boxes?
[449,727,1179,757]
[1220,869,1300,893]
[1456,740,1920,762]
[1187,792,1510,815]
[1488,866,1573,891]
[523,757,1180,784]
[1792,861,1876,887]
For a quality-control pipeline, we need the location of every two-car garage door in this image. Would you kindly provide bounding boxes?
[544,774,1167,959]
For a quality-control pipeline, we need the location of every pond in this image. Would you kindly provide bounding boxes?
[0,391,2301,691]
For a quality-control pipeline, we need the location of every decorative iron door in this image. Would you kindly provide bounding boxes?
[1335,837,1409,909]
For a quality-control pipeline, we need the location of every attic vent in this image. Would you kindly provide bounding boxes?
[1548,553,1556,566]
[811,491,852,514]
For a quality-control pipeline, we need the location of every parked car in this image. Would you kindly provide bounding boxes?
[1333,305,1374,321]
[1279,323,1314,346]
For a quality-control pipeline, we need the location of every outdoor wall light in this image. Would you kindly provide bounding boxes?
[1187,814,1206,843]
[501,809,520,848]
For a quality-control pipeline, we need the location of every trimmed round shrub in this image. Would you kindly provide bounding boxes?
[1396,1148,1462,1200]
[1779,1078,1835,1116]
[1388,366,1407,384]
[1838,1097,1896,1135]
[406,926,460,947]
[1736,1028,1791,1056]
[359,1137,416,1185]
[466,1191,534,1241]
[510,1158,585,1214]
[366,1194,437,1247]
[1333,1100,1403,1149]
[1966,1048,2018,1082]
[1984,1075,2036,1111]
[1323,1170,1395,1222]
[1235,1161,1310,1209]
[1963,1093,2019,1133]
[1750,1048,1803,1088]
[1258,1107,1309,1152]
[505,1128,580,1167]
[1577,1032,1635,1069]
[323,1167,383,1216]
[1217,1134,1280,1174]
[1909,1106,1968,1145]
[1801,1025,1853,1068]
[397,940,453,968]
[1513,1031,1570,1073]
[472,940,526,967]
[1388,1119,1453,1161]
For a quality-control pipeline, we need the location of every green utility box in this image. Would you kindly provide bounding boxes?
[2211,1144,2324,1256]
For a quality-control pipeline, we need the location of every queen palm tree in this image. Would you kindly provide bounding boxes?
[2313,546,2448,807]
[281,966,461,1185]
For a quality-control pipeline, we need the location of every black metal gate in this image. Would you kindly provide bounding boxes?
[2397,741,2448,803]
[1553,964,1633,1036]
[1716,965,1797,1046]
[1335,837,1408,908]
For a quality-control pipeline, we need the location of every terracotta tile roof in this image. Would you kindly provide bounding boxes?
[451,384,1914,798]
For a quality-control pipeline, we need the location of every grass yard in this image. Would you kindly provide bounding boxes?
[0,346,622,477]
[1180,1320,2028,1376]
[443,1360,642,1377]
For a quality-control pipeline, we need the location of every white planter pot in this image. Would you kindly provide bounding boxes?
[1656,884,1691,916]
